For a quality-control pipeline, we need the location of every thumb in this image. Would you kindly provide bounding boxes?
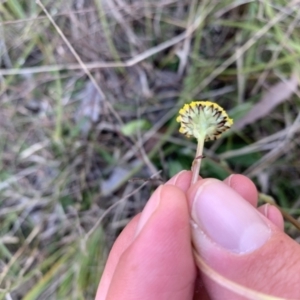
[188,179,300,300]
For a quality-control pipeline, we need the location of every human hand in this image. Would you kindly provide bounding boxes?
[96,171,300,299]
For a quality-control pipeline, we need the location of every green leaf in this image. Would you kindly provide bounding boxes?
[121,119,150,137]
[168,160,185,177]
[228,101,253,122]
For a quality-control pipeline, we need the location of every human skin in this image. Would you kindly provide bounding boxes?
[96,171,300,300]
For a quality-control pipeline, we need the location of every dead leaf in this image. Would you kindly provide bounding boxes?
[100,167,131,197]
[234,74,299,130]
[75,81,103,135]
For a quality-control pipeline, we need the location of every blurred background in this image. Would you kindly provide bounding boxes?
[1,0,300,299]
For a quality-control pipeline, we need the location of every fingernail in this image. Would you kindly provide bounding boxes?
[167,170,187,185]
[135,185,162,237]
[192,179,271,254]
[224,174,234,186]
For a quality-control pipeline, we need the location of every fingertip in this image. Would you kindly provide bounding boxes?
[162,183,187,202]
[106,184,196,300]
[187,178,215,209]
[187,177,300,299]
[96,213,141,300]
[166,170,188,185]
[135,185,163,237]
[166,170,193,192]
[224,174,258,207]
[135,184,188,239]
[258,204,284,231]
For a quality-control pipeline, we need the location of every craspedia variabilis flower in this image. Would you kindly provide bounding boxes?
[176,101,233,141]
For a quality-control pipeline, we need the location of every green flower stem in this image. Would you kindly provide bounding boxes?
[191,134,205,185]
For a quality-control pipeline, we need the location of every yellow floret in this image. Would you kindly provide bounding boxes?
[176,101,233,141]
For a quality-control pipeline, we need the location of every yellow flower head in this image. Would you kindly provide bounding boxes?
[176,101,233,141]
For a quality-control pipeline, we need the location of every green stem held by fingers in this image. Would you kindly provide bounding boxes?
[176,101,233,185]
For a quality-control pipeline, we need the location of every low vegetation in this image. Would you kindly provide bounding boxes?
[0,0,300,299]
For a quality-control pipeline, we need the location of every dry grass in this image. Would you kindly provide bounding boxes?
[1,0,300,299]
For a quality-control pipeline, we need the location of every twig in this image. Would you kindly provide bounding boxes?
[85,170,162,241]
[129,178,163,183]
[121,108,177,163]
[0,226,41,285]
[245,110,300,177]
[35,0,123,126]
[176,0,197,76]
[1,5,210,76]
[191,0,300,97]
[259,193,300,231]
